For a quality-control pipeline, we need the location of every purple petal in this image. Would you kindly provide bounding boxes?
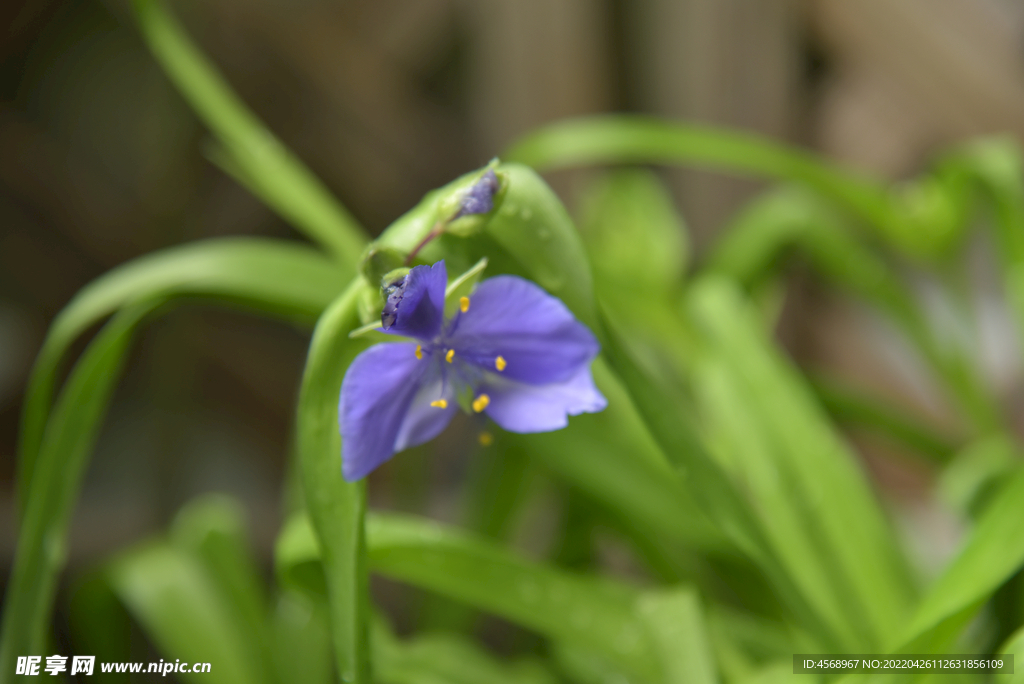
[395,375,456,452]
[481,365,607,433]
[456,169,500,217]
[340,342,430,480]
[381,261,447,340]
[448,276,599,384]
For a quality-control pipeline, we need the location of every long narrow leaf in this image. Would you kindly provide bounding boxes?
[0,300,163,679]
[18,237,348,506]
[503,116,900,239]
[130,0,367,260]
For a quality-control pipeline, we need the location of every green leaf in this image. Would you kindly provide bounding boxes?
[373,617,558,684]
[366,512,659,682]
[510,359,725,553]
[689,278,916,648]
[704,188,998,436]
[18,237,350,506]
[899,468,1024,652]
[277,512,662,682]
[170,495,269,671]
[270,592,333,684]
[296,280,371,683]
[635,588,718,684]
[0,300,162,677]
[106,541,267,684]
[598,311,835,651]
[503,116,900,240]
[578,168,688,289]
[130,0,367,261]
[995,624,1024,684]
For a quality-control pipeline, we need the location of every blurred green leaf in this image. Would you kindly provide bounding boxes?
[940,436,1017,517]
[130,0,367,261]
[596,308,840,651]
[688,278,916,649]
[635,588,718,684]
[106,541,267,684]
[373,617,558,684]
[19,237,350,507]
[810,375,958,464]
[278,512,662,682]
[578,168,688,290]
[899,468,1024,652]
[704,188,997,436]
[270,592,333,684]
[365,512,659,682]
[995,624,1024,684]
[296,280,371,683]
[170,496,269,672]
[504,116,901,240]
[0,300,162,677]
[512,359,725,553]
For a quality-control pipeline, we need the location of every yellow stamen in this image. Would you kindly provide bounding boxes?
[478,431,493,446]
[472,394,490,413]
[430,399,448,409]
[460,296,470,313]
[415,345,422,360]
[445,349,455,363]
[495,355,507,371]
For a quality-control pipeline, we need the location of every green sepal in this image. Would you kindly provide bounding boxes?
[444,257,489,318]
[360,246,407,287]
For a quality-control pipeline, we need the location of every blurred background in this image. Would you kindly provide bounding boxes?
[3,0,1024,646]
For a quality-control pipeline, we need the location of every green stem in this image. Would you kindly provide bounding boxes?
[297,280,371,683]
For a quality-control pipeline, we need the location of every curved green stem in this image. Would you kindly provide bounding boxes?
[297,280,371,683]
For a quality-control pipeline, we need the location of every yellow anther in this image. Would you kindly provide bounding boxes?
[478,431,493,446]
[460,296,470,313]
[495,355,507,371]
[445,349,455,363]
[414,345,422,360]
[472,394,490,413]
[430,399,448,409]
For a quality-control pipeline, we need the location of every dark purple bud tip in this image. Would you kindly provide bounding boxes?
[456,170,499,218]
[381,275,407,329]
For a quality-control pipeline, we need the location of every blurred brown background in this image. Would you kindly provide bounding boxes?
[2,0,1024,584]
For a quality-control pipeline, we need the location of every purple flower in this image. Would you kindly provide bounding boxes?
[339,260,606,481]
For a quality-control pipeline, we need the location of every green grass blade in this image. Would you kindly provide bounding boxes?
[636,588,718,684]
[688,278,917,648]
[995,624,1024,684]
[0,300,163,679]
[170,496,269,671]
[510,360,725,553]
[270,592,333,684]
[810,375,959,464]
[18,237,348,508]
[704,188,998,435]
[597,307,846,651]
[106,541,267,684]
[899,468,1024,652]
[296,280,371,683]
[366,512,659,682]
[373,618,559,684]
[503,116,899,236]
[276,512,661,682]
[130,0,367,261]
